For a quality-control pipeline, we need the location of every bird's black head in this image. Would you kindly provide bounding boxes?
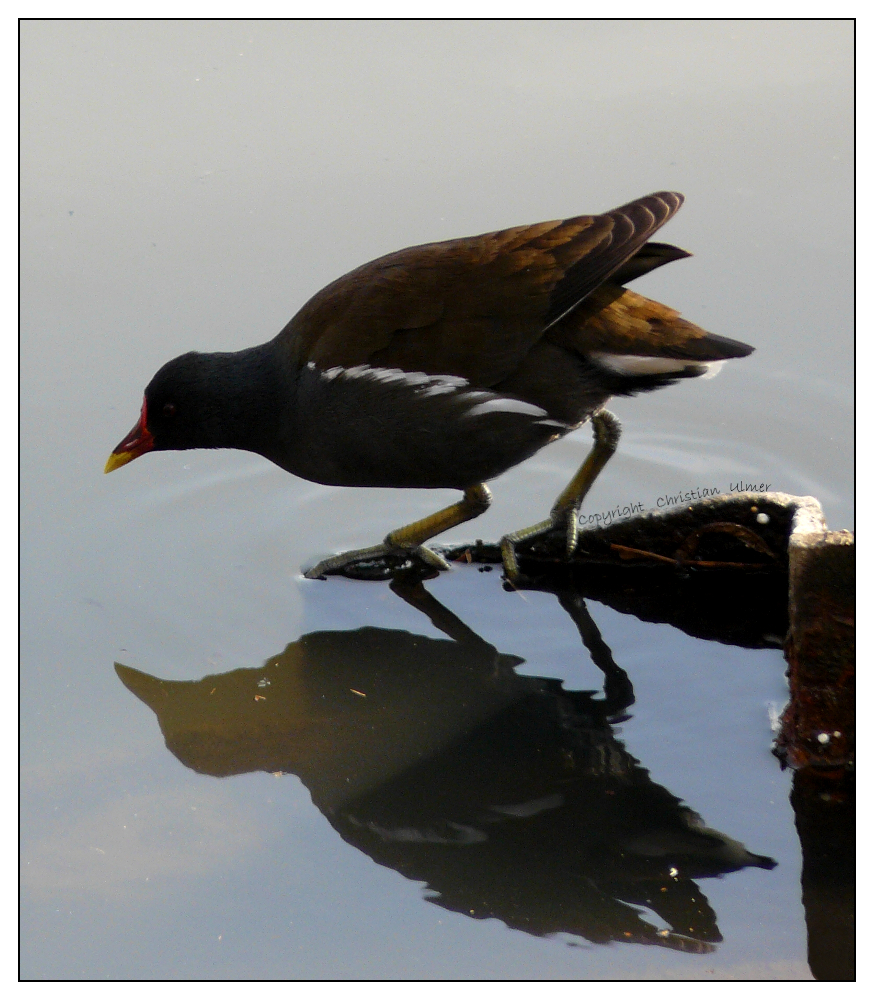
[142,351,227,452]
[105,345,282,473]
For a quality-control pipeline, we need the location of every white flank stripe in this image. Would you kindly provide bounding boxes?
[465,397,548,418]
[319,364,469,390]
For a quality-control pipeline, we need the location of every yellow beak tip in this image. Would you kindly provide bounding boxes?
[104,451,134,474]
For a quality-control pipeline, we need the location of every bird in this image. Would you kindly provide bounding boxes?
[105,191,754,581]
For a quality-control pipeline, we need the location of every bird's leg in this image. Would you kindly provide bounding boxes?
[304,483,492,579]
[385,483,492,568]
[500,408,621,581]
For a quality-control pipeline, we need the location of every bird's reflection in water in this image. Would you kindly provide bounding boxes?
[116,575,775,954]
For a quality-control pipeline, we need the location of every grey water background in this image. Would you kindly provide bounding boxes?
[20,21,852,980]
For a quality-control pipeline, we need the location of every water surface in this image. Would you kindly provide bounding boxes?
[20,20,852,980]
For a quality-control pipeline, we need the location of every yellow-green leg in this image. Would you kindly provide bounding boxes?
[304,483,492,579]
[501,408,621,581]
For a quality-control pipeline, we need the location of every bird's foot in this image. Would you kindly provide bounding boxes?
[304,540,451,581]
[500,508,578,584]
[501,409,619,582]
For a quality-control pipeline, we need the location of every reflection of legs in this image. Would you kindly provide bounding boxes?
[389,571,489,648]
[305,484,492,579]
[389,570,525,678]
[556,590,635,716]
[501,409,621,580]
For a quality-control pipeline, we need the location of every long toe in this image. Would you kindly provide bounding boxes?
[304,542,452,580]
[564,508,580,557]
[303,543,393,579]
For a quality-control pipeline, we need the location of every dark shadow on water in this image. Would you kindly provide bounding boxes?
[115,573,776,956]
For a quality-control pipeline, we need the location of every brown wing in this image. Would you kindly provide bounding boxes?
[608,241,691,286]
[281,191,685,387]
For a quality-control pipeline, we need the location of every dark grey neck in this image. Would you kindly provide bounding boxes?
[176,341,292,458]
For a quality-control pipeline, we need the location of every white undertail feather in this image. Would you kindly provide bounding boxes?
[590,352,727,379]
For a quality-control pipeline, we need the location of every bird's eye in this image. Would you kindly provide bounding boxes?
[163,402,177,417]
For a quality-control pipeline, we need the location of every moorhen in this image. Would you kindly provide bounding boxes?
[105,191,753,580]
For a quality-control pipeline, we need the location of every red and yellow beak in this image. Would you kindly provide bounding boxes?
[104,399,154,473]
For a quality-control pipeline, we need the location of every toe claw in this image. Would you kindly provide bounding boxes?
[413,545,452,572]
